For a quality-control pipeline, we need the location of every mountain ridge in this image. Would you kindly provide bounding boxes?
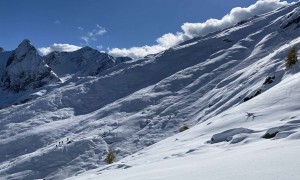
[0,41,132,108]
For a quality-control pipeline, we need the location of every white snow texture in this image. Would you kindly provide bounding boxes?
[0,1,300,180]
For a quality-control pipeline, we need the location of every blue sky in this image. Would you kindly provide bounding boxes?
[0,0,295,57]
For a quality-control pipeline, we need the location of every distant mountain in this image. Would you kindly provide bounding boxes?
[0,40,60,92]
[44,47,131,77]
[0,41,133,93]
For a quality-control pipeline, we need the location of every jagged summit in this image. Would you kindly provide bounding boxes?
[0,47,4,53]
[79,46,94,51]
[18,39,31,47]
[0,39,60,92]
[15,39,36,59]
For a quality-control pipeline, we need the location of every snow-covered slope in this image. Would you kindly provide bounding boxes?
[1,2,300,180]
[68,72,300,180]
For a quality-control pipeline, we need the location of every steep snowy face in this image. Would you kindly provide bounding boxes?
[44,47,117,77]
[0,40,60,92]
[0,47,4,53]
[281,7,300,29]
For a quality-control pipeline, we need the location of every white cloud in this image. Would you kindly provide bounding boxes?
[181,0,289,38]
[109,45,166,59]
[109,32,187,59]
[156,32,187,48]
[77,26,84,31]
[81,24,107,44]
[96,45,103,50]
[109,0,290,59]
[54,20,61,25]
[38,43,82,56]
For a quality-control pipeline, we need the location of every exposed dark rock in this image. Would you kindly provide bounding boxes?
[236,19,248,26]
[6,53,15,67]
[262,131,279,139]
[179,124,189,132]
[244,89,262,102]
[263,76,275,85]
[223,38,232,43]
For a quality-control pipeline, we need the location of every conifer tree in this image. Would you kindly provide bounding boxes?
[106,149,116,164]
[285,45,298,69]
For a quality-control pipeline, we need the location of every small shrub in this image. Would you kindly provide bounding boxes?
[106,149,116,164]
[179,124,189,132]
[285,45,298,69]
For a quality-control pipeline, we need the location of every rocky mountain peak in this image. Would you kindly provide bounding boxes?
[18,39,31,47]
[79,46,94,52]
[0,39,60,92]
[15,39,37,59]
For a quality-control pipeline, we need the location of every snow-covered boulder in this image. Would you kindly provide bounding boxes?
[210,128,255,144]
[0,39,60,92]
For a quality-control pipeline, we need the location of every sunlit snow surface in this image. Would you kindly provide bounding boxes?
[68,72,300,180]
[1,2,300,180]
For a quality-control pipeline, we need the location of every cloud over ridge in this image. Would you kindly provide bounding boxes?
[39,43,82,56]
[109,0,290,59]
